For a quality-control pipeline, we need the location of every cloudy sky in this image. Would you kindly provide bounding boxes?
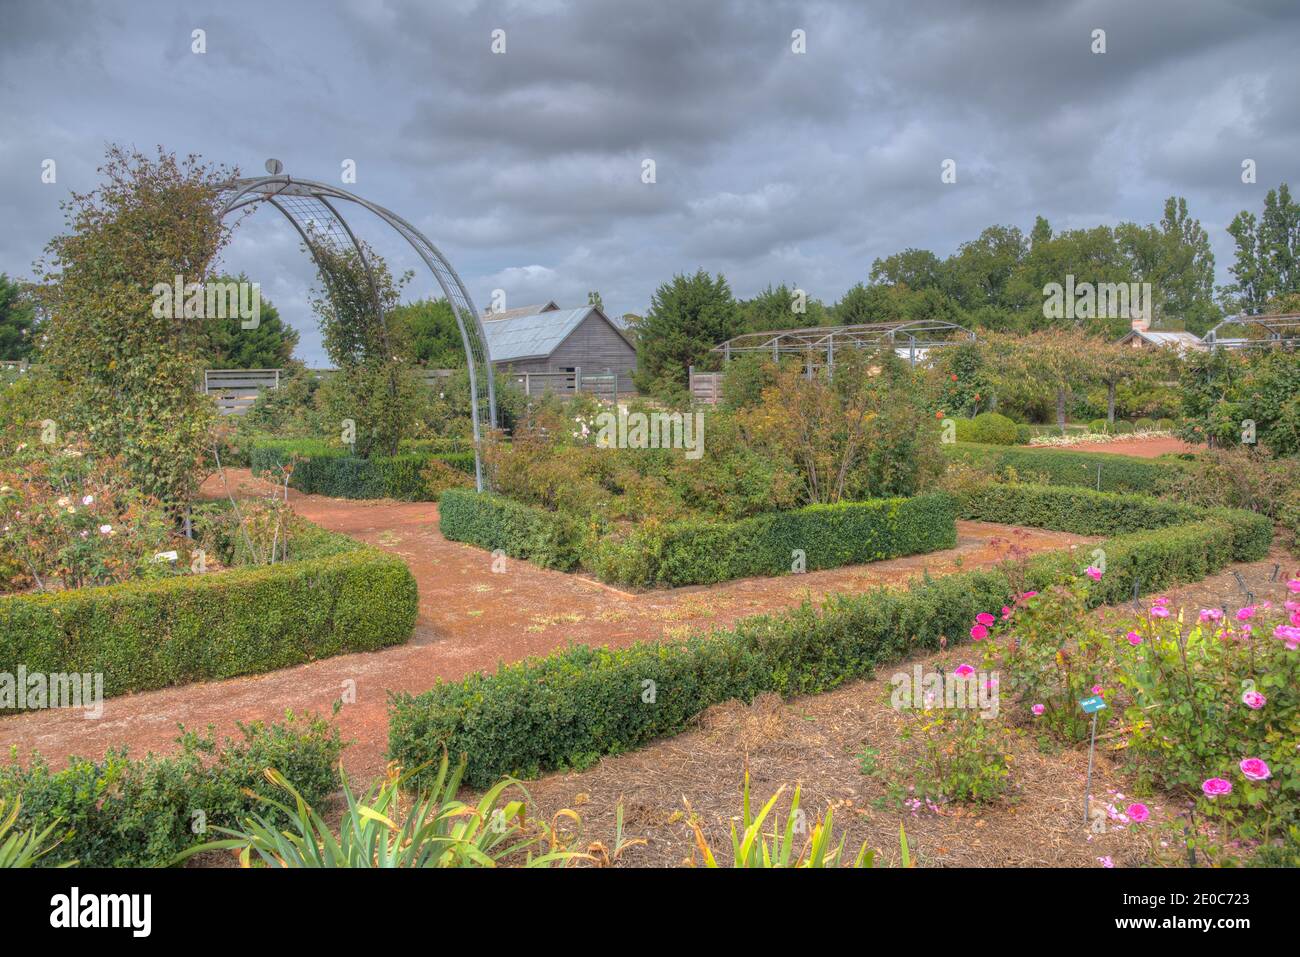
[1,0,1297,364]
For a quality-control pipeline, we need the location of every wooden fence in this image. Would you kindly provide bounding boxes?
[689,367,724,405]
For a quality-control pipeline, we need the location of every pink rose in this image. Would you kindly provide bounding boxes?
[976,612,995,626]
[1198,608,1223,623]
[1236,606,1256,621]
[1091,685,1104,696]
[1127,803,1150,823]
[1031,703,1045,716]
[1202,778,1232,797]
[1239,758,1271,781]
[1085,566,1103,581]
[1287,578,1300,593]
[1097,856,1114,868]
[1274,625,1300,650]
[1150,605,1169,619]
[970,624,988,641]
[1242,690,1266,709]
[1126,631,1142,646]
[953,663,976,678]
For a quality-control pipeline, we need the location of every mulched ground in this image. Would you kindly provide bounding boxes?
[515,544,1298,867]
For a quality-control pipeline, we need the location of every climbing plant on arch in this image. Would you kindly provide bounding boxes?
[217,170,497,490]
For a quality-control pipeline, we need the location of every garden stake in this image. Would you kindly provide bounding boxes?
[1079,694,1107,825]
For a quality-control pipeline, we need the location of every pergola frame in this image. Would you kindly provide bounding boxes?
[216,174,496,490]
[713,319,976,371]
[1204,313,1300,351]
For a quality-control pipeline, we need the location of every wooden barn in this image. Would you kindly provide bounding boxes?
[481,302,637,396]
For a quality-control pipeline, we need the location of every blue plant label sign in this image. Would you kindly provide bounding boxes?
[1080,695,1107,714]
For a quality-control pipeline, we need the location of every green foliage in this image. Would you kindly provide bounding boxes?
[181,752,578,868]
[719,354,781,411]
[943,441,1187,493]
[896,703,1015,804]
[954,412,1018,445]
[0,524,416,705]
[389,298,467,368]
[0,797,73,867]
[0,274,37,362]
[250,439,475,501]
[199,277,299,368]
[589,493,957,588]
[1155,447,1300,519]
[1177,346,1300,456]
[0,713,341,867]
[735,283,829,334]
[391,490,1263,790]
[634,269,740,392]
[438,488,584,571]
[1222,183,1300,313]
[36,146,225,510]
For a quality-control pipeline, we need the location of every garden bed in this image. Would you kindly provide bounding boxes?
[250,438,475,501]
[0,509,417,707]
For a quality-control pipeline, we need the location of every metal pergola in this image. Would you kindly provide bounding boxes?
[712,319,976,370]
[1203,313,1300,351]
[216,166,496,491]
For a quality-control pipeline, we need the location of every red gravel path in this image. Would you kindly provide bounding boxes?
[0,470,1095,778]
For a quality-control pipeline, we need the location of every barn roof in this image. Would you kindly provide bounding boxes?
[1115,329,1205,350]
[482,301,559,321]
[482,305,636,363]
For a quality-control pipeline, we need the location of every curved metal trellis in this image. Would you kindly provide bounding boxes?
[216,175,496,491]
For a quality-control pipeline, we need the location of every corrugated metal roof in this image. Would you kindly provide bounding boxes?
[482,307,592,362]
[482,301,559,321]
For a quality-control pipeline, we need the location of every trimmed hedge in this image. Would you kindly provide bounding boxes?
[438,488,584,571]
[943,441,1188,494]
[955,482,1272,562]
[953,413,1019,445]
[251,439,475,501]
[589,493,957,588]
[0,524,417,705]
[390,482,1273,787]
[0,713,341,867]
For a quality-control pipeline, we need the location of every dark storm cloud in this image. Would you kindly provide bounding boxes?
[1,0,1297,364]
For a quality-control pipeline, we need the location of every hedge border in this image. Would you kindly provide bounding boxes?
[0,520,417,707]
[391,483,1272,788]
[943,441,1188,494]
[250,439,475,501]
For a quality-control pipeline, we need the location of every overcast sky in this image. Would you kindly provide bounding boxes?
[2,0,1297,365]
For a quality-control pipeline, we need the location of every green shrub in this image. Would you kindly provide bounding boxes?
[390,497,1260,789]
[438,488,585,571]
[1087,419,1111,435]
[1281,492,1300,557]
[1115,421,1136,435]
[1014,423,1033,445]
[0,712,341,867]
[590,494,957,588]
[955,413,1018,445]
[1156,418,1175,431]
[0,526,417,705]
[943,442,1186,494]
[250,439,475,501]
[955,483,1271,562]
[1135,417,1156,432]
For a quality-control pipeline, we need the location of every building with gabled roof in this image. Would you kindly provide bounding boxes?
[481,303,637,395]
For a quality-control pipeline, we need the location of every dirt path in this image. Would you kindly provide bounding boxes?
[0,470,1095,778]
[1035,435,1198,458]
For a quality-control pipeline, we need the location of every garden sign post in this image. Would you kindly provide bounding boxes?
[1080,694,1107,824]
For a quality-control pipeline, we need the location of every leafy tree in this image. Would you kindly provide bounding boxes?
[634,269,739,391]
[0,275,37,361]
[200,277,299,368]
[587,290,603,310]
[1224,183,1300,313]
[736,283,828,333]
[389,298,465,368]
[870,248,948,293]
[986,328,1100,432]
[35,146,225,510]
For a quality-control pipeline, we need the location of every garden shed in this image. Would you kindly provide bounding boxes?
[482,303,637,395]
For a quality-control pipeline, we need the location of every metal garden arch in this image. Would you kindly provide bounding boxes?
[216,168,496,491]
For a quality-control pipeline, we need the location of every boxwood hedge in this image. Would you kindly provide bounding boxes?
[0,712,341,867]
[943,442,1188,494]
[391,483,1273,788]
[589,493,958,588]
[0,523,417,706]
[438,488,584,571]
[251,439,475,501]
